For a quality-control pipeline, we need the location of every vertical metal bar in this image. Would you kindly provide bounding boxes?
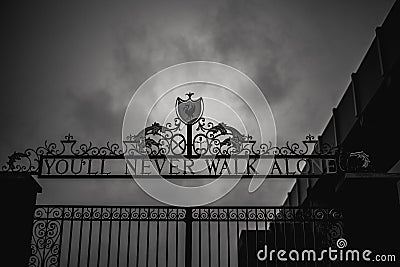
[282,208,288,267]
[166,209,169,267]
[176,209,179,267]
[77,207,84,267]
[199,209,201,267]
[255,209,259,267]
[217,209,221,267]
[312,215,317,267]
[293,209,298,267]
[156,209,160,267]
[56,207,65,267]
[127,208,132,267]
[107,208,113,267]
[187,123,193,156]
[245,208,249,267]
[67,207,75,267]
[208,209,212,267]
[264,209,268,267]
[86,207,94,267]
[136,208,141,267]
[185,207,193,267]
[302,220,307,267]
[274,208,278,267]
[41,207,50,267]
[117,207,122,267]
[146,208,150,267]
[236,209,240,267]
[227,209,231,267]
[96,207,103,267]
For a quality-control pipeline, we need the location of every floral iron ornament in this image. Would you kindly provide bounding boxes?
[1,132,369,177]
[2,132,343,176]
[1,93,369,177]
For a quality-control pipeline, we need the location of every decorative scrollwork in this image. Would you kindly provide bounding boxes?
[124,120,182,156]
[29,217,62,267]
[34,206,187,221]
[2,118,339,173]
[338,150,373,172]
[32,206,342,222]
[191,207,343,222]
[315,220,345,248]
[255,134,337,156]
[195,119,254,155]
[2,134,126,173]
[126,120,337,157]
[28,205,343,266]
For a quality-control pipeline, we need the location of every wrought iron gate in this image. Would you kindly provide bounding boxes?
[30,205,343,267]
[1,93,369,267]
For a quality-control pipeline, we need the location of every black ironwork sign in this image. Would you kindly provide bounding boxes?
[1,93,370,179]
[1,92,349,267]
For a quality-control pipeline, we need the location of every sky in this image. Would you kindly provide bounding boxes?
[1,0,396,205]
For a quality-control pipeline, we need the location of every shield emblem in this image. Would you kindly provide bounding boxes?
[176,92,204,124]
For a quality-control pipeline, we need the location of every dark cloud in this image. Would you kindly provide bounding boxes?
[68,88,122,143]
[1,0,396,205]
[208,0,295,104]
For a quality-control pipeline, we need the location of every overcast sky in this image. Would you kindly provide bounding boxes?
[1,0,396,205]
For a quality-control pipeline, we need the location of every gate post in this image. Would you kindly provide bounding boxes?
[0,172,42,266]
[184,207,193,267]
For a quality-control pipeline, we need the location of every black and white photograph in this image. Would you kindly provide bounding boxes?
[1,0,399,266]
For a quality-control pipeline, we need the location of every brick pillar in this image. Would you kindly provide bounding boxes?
[0,172,42,267]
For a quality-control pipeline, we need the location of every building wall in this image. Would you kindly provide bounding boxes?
[285,0,400,207]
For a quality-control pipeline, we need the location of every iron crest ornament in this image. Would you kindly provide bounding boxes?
[1,93,349,177]
[0,93,347,176]
[0,60,368,206]
[175,92,204,125]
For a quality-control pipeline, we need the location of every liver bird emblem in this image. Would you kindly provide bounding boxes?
[183,103,196,120]
[176,92,204,125]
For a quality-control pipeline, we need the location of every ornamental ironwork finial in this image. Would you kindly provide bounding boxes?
[186,92,194,99]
